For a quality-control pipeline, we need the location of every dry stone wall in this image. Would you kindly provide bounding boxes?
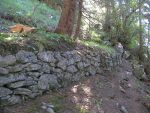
[0,48,122,106]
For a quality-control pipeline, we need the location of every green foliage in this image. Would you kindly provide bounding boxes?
[0,0,60,28]
[79,107,87,113]
[127,37,138,49]
[79,40,115,53]
[0,31,73,53]
[31,30,72,42]
[0,33,8,41]
[26,104,39,113]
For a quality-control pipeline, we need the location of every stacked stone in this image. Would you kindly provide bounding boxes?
[0,49,122,106]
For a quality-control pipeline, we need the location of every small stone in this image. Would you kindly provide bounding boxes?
[88,66,96,76]
[120,106,128,113]
[29,85,39,93]
[46,108,55,113]
[25,77,37,86]
[123,51,131,59]
[0,87,12,97]
[29,93,40,98]
[41,63,50,73]
[67,58,75,65]
[77,62,84,70]
[38,74,60,90]
[119,86,126,93]
[0,67,9,75]
[67,65,78,73]
[41,105,47,110]
[57,60,67,70]
[14,88,32,96]
[0,95,21,106]
[42,102,47,106]
[99,110,105,113]
[7,81,25,88]
[26,64,41,71]
[8,95,22,105]
[47,104,54,108]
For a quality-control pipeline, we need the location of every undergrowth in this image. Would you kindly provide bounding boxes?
[79,40,115,53]
[0,0,60,29]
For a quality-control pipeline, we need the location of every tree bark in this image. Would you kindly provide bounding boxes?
[74,0,83,39]
[138,0,145,62]
[55,0,76,36]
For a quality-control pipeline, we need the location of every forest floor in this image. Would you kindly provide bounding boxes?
[3,60,150,113]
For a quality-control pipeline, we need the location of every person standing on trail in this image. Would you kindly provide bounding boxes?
[115,42,124,64]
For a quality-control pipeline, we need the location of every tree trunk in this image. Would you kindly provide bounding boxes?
[138,0,145,62]
[55,0,76,36]
[72,0,83,39]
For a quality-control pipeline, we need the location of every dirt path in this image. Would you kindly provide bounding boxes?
[4,60,150,113]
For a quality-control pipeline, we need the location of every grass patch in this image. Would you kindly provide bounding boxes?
[79,40,115,53]
[0,31,75,55]
[47,94,65,112]
[32,30,72,42]
[127,37,138,49]
[26,104,39,113]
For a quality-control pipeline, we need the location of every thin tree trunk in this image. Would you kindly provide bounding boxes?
[147,21,150,59]
[138,0,145,62]
[74,0,83,39]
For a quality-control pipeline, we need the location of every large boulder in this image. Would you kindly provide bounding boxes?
[144,62,150,79]
[0,95,21,106]
[0,55,16,67]
[16,50,37,63]
[7,77,36,89]
[41,63,51,73]
[8,64,26,73]
[133,64,148,80]
[38,52,56,63]
[7,81,25,89]
[0,87,12,98]
[14,88,32,97]
[0,74,26,86]
[38,74,60,90]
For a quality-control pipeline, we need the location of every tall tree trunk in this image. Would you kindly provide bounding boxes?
[55,0,76,36]
[138,0,145,62]
[147,20,150,59]
[74,0,83,39]
[103,0,111,33]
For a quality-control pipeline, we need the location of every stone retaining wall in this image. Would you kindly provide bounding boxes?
[0,48,122,106]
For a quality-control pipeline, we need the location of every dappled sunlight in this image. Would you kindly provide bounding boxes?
[71,85,79,93]
[70,82,94,112]
[81,85,92,96]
